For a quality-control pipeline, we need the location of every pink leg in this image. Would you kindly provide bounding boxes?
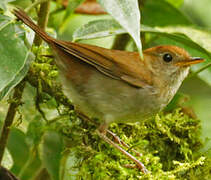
[107,130,142,157]
[97,130,148,173]
[76,111,148,173]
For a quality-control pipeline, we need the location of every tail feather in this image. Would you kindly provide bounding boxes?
[14,9,53,43]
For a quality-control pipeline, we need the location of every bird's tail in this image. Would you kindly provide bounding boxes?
[14,9,53,44]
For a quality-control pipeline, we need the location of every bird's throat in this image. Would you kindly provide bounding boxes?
[155,68,189,107]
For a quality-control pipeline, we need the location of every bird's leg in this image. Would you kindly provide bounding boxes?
[97,124,148,173]
[76,111,147,173]
[107,130,142,157]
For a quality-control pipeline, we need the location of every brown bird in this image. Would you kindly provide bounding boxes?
[14,9,204,173]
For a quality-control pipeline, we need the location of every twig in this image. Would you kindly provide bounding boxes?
[0,81,26,164]
[33,0,51,46]
[0,166,20,180]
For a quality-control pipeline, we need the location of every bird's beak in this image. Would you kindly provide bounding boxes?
[175,57,204,66]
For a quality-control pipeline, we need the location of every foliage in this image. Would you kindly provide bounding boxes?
[0,0,210,179]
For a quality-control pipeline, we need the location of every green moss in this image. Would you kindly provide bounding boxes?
[47,108,210,179]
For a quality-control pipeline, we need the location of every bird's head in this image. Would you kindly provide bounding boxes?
[143,45,204,88]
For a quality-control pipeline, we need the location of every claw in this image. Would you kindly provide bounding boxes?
[97,130,148,173]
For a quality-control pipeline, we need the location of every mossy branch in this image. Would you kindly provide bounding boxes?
[0,80,26,164]
[26,67,74,110]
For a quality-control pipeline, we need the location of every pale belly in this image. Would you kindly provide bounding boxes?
[61,69,162,125]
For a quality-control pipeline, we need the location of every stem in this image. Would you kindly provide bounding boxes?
[25,0,48,13]
[0,81,26,164]
[111,34,130,50]
[33,0,51,46]
[0,166,20,180]
[33,168,51,180]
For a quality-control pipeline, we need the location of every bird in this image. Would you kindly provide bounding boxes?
[14,9,204,173]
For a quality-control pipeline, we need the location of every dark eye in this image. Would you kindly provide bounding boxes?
[163,53,173,62]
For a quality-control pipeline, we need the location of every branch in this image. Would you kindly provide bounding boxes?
[26,68,74,110]
[0,80,26,164]
[33,0,51,46]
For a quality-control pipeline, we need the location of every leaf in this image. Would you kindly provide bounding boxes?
[7,128,30,175]
[73,18,211,85]
[7,128,41,180]
[62,151,82,180]
[18,149,42,180]
[142,0,191,26]
[0,15,32,100]
[0,0,15,11]
[182,0,211,28]
[26,118,45,147]
[0,52,34,100]
[64,0,85,19]
[42,131,63,180]
[2,149,13,169]
[165,0,184,8]
[97,0,143,58]
[59,0,85,33]
[0,14,11,27]
[73,19,124,41]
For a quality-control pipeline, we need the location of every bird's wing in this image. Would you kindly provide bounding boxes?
[54,41,152,88]
[13,9,151,88]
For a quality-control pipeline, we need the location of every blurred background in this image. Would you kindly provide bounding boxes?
[0,0,210,178]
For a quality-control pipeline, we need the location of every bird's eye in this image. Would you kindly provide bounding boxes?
[163,53,173,62]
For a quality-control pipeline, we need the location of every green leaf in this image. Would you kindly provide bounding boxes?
[0,15,32,100]
[156,26,211,52]
[182,0,211,28]
[2,149,13,169]
[26,118,45,147]
[0,0,15,11]
[142,0,191,26]
[165,0,184,8]
[7,128,30,175]
[73,18,211,85]
[97,0,143,58]
[0,15,11,27]
[59,0,85,34]
[42,131,63,180]
[73,19,124,41]
[18,149,42,180]
[65,0,85,19]
[0,52,33,100]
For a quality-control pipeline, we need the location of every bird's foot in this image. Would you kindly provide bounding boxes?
[97,130,148,174]
[107,130,143,157]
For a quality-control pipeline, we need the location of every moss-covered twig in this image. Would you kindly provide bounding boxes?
[26,67,74,110]
[0,80,26,164]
